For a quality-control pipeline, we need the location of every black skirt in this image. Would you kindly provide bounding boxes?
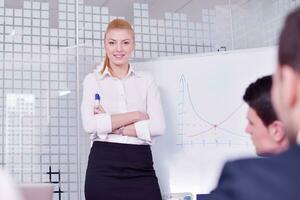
[85,141,162,200]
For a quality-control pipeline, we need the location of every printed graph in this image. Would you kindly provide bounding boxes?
[177,74,252,147]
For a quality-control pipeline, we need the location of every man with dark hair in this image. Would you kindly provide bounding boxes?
[243,75,289,156]
[198,8,300,200]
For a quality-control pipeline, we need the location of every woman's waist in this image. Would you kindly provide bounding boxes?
[92,140,150,149]
[90,141,153,164]
[90,133,151,145]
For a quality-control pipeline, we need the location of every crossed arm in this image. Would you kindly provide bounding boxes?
[81,73,165,142]
[94,107,148,137]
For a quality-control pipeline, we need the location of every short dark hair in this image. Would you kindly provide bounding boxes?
[243,75,278,126]
[279,7,300,71]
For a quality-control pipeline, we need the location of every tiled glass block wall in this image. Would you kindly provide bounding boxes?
[0,0,300,200]
[133,4,216,58]
[0,1,79,199]
[230,0,300,49]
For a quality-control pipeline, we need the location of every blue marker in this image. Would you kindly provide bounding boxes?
[95,93,101,109]
[94,93,105,113]
[95,93,101,101]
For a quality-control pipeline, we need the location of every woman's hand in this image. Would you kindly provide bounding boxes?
[94,105,105,114]
[111,112,148,137]
[112,124,137,137]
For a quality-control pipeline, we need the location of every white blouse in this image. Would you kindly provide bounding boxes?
[81,65,166,145]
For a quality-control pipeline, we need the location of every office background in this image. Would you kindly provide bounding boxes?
[0,0,299,200]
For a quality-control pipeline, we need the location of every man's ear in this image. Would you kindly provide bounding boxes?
[269,120,286,142]
[281,66,298,108]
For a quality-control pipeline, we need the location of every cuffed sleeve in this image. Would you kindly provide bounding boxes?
[135,120,151,142]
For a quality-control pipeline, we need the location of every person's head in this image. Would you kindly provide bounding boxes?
[272,7,300,143]
[244,75,289,156]
[101,18,135,73]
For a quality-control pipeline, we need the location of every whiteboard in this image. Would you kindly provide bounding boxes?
[133,46,277,196]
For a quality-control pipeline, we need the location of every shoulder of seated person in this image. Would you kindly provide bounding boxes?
[225,146,300,170]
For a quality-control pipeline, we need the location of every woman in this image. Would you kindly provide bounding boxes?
[81,18,166,200]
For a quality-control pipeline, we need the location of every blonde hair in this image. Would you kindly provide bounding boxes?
[101,19,135,74]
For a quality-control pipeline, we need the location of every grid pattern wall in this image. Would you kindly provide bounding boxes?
[133,4,217,58]
[0,0,79,200]
[231,0,300,49]
[214,5,232,50]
